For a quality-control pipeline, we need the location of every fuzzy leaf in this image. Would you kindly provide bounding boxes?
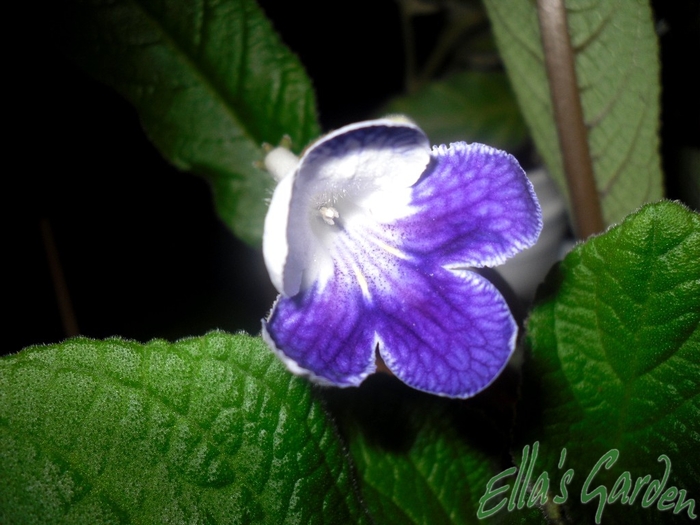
[0,332,370,524]
[482,0,663,226]
[326,375,544,525]
[519,201,699,524]
[63,0,320,245]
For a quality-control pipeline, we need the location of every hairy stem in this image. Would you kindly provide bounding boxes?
[41,218,80,337]
[537,0,604,238]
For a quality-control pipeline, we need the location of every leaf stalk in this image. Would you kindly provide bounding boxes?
[537,0,604,238]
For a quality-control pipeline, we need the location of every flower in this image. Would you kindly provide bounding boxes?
[261,117,542,398]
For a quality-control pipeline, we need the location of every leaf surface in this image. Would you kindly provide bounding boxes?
[0,332,370,524]
[64,0,320,245]
[520,201,699,524]
[327,376,544,525]
[482,0,663,225]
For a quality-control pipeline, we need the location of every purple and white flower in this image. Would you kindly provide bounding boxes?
[261,117,542,398]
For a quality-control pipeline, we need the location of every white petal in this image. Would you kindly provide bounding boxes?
[263,172,294,294]
[263,118,431,298]
[298,118,430,194]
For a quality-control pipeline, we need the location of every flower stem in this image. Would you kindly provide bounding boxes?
[537,0,604,239]
[397,0,419,94]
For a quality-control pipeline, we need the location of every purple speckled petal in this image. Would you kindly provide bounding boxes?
[265,248,516,397]
[373,262,516,398]
[261,121,543,398]
[398,142,542,268]
[262,271,377,387]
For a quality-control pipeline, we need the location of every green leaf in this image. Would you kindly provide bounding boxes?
[382,71,528,152]
[64,0,320,245]
[519,201,699,524]
[0,332,370,524]
[325,375,543,525]
[482,0,663,226]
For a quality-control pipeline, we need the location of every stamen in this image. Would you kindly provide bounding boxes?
[319,206,340,225]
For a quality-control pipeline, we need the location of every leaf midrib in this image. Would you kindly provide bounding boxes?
[595,220,697,444]
[132,0,260,149]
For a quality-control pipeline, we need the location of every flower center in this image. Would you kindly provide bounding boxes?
[319,206,340,226]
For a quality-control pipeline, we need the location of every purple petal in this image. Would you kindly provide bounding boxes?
[375,264,516,398]
[261,128,541,398]
[398,142,542,268]
[262,273,377,387]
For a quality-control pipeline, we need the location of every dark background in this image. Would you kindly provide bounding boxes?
[5,0,698,356]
